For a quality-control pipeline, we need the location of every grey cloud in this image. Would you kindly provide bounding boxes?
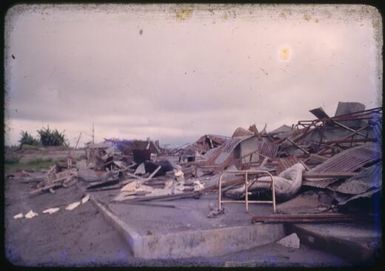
[4,4,382,146]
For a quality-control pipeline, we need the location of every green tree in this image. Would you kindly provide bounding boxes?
[37,126,68,147]
[19,131,39,146]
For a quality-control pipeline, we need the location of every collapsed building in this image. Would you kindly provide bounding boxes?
[31,101,379,218]
[15,101,382,262]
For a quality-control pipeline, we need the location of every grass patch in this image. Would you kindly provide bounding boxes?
[4,158,54,173]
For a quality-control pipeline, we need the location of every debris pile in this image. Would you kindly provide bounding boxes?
[10,101,382,224]
[30,165,78,195]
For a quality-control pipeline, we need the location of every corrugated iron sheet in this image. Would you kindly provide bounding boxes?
[257,141,279,158]
[275,156,302,174]
[308,143,381,173]
[222,137,243,153]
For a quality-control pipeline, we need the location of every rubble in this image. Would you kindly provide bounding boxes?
[13,213,24,219]
[65,201,81,211]
[29,165,78,196]
[25,210,38,219]
[43,207,60,214]
[258,163,305,201]
[6,100,382,266]
[14,101,381,248]
[207,207,225,218]
[276,233,300,249]
[13,194,91,220]
[81,194,90,204]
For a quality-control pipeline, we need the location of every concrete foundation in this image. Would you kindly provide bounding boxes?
[288,223,382,265]
[90,193,285,259]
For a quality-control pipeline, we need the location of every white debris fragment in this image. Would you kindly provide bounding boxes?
[193,180,205,191]
[13,213,24,219]
[121,180,141,192]
[134,163,146,175]
[65,201,81,211]
[81,194,90,204]
[25,210,38,219]
[174,165,185,183]
[277,233,300,249]
[42,207,60,214]
[174,169,184,177]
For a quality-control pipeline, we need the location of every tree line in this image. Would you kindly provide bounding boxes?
[19,126,68,147]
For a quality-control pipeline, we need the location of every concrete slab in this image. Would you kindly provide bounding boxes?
[288,222,382,265]
[89,190,285,259]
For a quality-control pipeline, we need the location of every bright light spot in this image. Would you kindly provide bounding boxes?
[278,46,292,62]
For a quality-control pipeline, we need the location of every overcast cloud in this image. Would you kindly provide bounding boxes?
[4,4,382,147]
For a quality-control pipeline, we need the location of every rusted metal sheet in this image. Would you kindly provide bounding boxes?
[275,157,302,174]
[251,213,358,223]
[307,143,381,174]
[310,107,331,120]
[257,140,279,158]
[222,137,244,153]
[214,136,253,165]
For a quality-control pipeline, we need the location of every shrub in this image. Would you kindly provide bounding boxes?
[37,126,68,147]
[19,131,39,146]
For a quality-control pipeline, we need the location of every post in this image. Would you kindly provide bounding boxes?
[245,171,249,212]
[270,173,276,213]
[92,122,95,144]
[218,174,223,210]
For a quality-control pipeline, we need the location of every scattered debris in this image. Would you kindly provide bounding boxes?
[134,163,146,175]
[65,201,81,211]
[81,194,90,204]
[13,213,24,219]
[10,101,380,246]
[25,210,38,219]
[276,233,300,249]
[42,207,60,214]
[207,207,225,218]
[30,167,78,196]
[193,180,205,191]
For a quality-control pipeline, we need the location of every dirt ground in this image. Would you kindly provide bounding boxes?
[4,174,132,267]
[4,169,350,268]
[3,145,349,268]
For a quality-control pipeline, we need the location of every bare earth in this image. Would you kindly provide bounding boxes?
[4,171,348,267]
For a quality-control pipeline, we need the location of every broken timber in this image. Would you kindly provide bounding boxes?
[251,213,362,224]
[113,191,202,203]
[86,179,120,191]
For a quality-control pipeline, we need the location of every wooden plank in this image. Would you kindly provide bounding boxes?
[145,165,162,181]
[115,202,176,208]
[30,182,64,195]
[86,179,120,190]
[251,213,360,223]
[124,171,146,180]
[117,191,202,203]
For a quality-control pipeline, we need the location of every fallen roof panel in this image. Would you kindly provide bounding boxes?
[307,143,381,174]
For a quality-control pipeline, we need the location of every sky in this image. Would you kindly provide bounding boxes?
[4,4,383,147]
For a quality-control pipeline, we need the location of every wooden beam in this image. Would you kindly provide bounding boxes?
[251,213,360,223]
